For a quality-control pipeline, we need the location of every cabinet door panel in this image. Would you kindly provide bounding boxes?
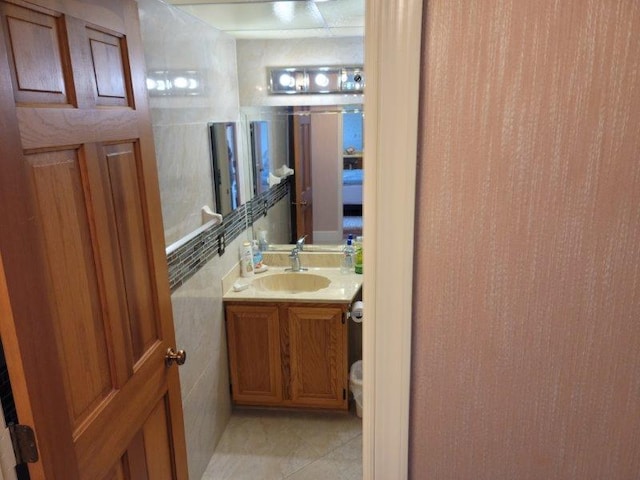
[288,306,347,409]
[226,305,283,404]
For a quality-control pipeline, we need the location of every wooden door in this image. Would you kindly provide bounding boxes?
[0,1,188,478]
[287,305,347,409]
[292,109,313,243]
[225,304,282,405]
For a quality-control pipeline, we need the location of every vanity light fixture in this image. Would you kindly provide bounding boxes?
[268,66,364,95]
[146,69,204,96]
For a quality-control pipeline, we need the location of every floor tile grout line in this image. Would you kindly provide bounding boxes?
[282,431,363,479]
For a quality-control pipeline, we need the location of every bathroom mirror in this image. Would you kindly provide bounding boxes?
[250,121,270,196]
[209,122,241,216]
[240,107,292,198]
[245,106,364,247]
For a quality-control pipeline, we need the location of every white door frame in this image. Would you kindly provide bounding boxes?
[363,0,423,478]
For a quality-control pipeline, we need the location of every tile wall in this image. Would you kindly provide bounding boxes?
[138,0,240,246]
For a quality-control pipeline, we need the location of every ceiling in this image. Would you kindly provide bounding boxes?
[167,0,364,39]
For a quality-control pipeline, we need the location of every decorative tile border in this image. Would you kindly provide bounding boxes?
[166,179,290,292]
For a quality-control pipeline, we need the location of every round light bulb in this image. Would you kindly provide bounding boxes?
[314,73,329,87]
[173,76,189,88]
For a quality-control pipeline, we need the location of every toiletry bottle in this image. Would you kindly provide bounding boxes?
[354,236,363,274]
[258,230,268,252]
[251,239,264,270]
[341,238,355,274]
[240,241,254,277]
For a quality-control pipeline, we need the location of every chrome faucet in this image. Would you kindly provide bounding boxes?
[296,235,307,251]
[286,247,307,272]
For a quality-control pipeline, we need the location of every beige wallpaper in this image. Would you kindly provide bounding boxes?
[410,1,640,479]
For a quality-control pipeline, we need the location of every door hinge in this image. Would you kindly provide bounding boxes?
[8,424,39,465]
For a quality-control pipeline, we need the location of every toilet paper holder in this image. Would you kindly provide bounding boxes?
[349,301,364,323]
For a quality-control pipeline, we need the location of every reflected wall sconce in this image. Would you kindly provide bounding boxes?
[268,66,364,95]
[146,69,204,96]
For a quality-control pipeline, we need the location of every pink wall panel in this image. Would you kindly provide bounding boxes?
[311,111,341,233]
[410,1,640,478]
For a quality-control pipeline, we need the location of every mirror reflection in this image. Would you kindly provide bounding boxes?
[240,106,364,246]
[209,122,240,216]
[250,121,270,196]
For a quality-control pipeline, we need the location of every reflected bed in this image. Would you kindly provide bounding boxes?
[343,168,363,206]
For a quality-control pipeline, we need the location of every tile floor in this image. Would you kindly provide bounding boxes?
[201,408,362,480]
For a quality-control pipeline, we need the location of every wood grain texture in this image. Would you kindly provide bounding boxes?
[0,1,188,478]
[26,148,112,429]
[225,301,348,410]
[410,1,640,479]
[288,305,346,409]
[2,3,72,105]
[225,304,283,404]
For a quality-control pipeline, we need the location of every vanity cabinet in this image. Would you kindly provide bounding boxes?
[225,302,349,410]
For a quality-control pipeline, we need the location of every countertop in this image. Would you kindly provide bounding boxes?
[222,266,363,303]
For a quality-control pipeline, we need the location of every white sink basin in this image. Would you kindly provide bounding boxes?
[253,272,331,293]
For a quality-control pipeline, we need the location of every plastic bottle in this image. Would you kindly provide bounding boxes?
[239,241,254,277]
[257,230,268,252]
[251,240,264,270]
[354,236,363,274]
[341,238,355,274]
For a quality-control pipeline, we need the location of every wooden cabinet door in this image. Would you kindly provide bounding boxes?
[287,306,348,409]
[225,305,283,405]
[0,1,187,478]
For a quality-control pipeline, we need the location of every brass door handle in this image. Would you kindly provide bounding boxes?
[292,200,308,206]
[165,347,187,367]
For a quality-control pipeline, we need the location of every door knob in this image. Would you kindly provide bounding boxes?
[165,347,187,367]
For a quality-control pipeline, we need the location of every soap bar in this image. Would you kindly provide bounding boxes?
[233,281,250,292]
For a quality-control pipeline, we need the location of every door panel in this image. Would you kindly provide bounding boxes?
[3,3,72,105]
[102,142,159,364]
[25,147,113,430]
[292,109,313,242]
[87,27,129,106]
[142,397,175,480]
[0,1,187,478]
